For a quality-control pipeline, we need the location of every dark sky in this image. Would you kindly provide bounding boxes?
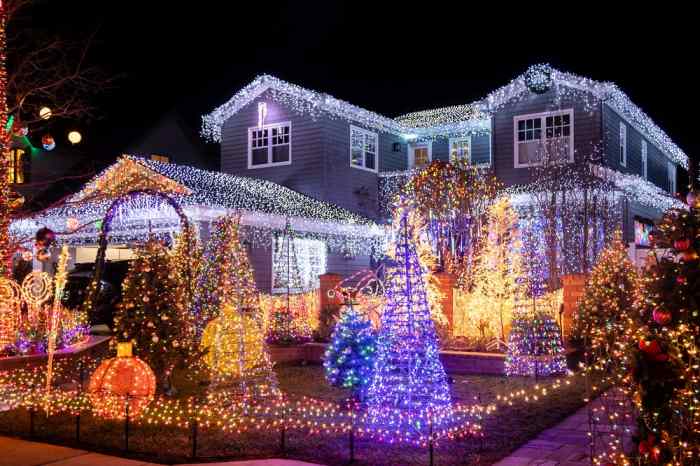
[26,1,698,168]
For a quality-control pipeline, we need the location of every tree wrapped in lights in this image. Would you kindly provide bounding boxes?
[194,215,259,336]
[113,239,185,392]
[323,302,376,397]
[627,203,700,464]
[398,160,500,289]
[201,303,279,399]
[465,198,526,347]
[365,210,456,440]
[170,223,203,347]
[266,221,312,344]
[575,234,641,365]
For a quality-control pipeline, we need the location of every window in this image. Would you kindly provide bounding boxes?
[449,137,471,163]
[150,154,169,163]
[668,161,677,194]
[641,140,648,180]
[514,109,573,167]
[6,149,26,184]
[271,237,327,293]
[409,142,432,169]
[350,126,378,172]
[634,220,653,247]
[248,122,291,168]
[619,123,627,167]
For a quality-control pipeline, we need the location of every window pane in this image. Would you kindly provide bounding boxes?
[365,152,375,170]
[351,148,364,166]
[534,119,541,129]
[563,114,570,125]
[351,130,364,149]
[534,129,541,139]
[272,145,290,163]
[365,134,377,154]
[526,120,533,129]
[518,120,525,131]
[252,148,268,165]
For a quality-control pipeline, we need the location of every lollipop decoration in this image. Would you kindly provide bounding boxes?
[21,271,53,326]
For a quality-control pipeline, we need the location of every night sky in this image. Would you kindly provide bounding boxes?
[26,1,697,169]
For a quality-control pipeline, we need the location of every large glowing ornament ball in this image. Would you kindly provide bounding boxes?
[42,134,56,151]
[67,130,82,145]
[88,342,156,419]
[525,63,553,94]
[39,106,52,120]
[201,305,264,378]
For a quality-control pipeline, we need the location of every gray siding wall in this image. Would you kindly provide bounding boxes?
[322,119,403,219]
[246,244,370,293]
[326,252,372,278]
[491,88,602,187]
[248,244,272,293]
[220,89,324,199]
[602,104,672,192]
[424,134,491,165]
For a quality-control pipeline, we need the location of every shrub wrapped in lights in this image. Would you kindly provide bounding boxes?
[364,210,458,443]
[323,302,376,397]
[504,300,567,377]
[87,342,156,419]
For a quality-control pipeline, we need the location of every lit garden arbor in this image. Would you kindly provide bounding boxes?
[83,188,193,314]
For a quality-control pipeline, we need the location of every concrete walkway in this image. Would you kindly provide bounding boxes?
[493,392,634,466]
[0,436,322,466]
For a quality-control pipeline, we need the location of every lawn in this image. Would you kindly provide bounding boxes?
[0,363,595,465]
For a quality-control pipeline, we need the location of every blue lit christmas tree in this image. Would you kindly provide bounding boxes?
[323,302,376,398]
[364,211,456,442]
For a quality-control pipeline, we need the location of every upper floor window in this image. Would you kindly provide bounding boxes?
[6,148,26,184]
[150,154,169,163]
[641,140,648,180]
[248,122,291,169]
[408,142,432,169]
[514,109,573,168]
[668,161,677,194]
[350,126,378,172]
[449,137,471,163]
[619,122,627,167]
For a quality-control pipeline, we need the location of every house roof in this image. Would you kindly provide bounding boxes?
[396,65,688,168]
[201,74,407,142]
[203,66,688,168]
[84,155,377,225]
[11,156,381,245]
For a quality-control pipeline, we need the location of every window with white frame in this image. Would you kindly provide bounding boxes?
[449,137,471,163]
[514,110,573,167]
[641,140,648,179]
[619,122,627,167]
[350,126,378,172]
[409,142,432,169]
[248,122,291,168]
[668,161,677,194]
[271,237,327,293]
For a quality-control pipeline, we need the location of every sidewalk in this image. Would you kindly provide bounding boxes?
[0,436,322,466]
[493,392,634,466]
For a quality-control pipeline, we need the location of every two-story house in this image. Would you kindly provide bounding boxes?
[202,64,686,287]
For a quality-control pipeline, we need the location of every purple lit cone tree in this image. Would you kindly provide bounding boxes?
[364,211,456,442]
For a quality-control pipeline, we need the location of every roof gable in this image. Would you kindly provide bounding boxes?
[201,74,406,141]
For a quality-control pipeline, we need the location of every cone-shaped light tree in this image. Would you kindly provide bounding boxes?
[193,215,259,336]
[365,209,455,442]
[575,233,641,366]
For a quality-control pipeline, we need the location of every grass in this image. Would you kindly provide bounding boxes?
[0,363,597,465]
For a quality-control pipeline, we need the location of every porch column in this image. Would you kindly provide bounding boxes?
[561,273,587,344]
[433,272,457,335]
